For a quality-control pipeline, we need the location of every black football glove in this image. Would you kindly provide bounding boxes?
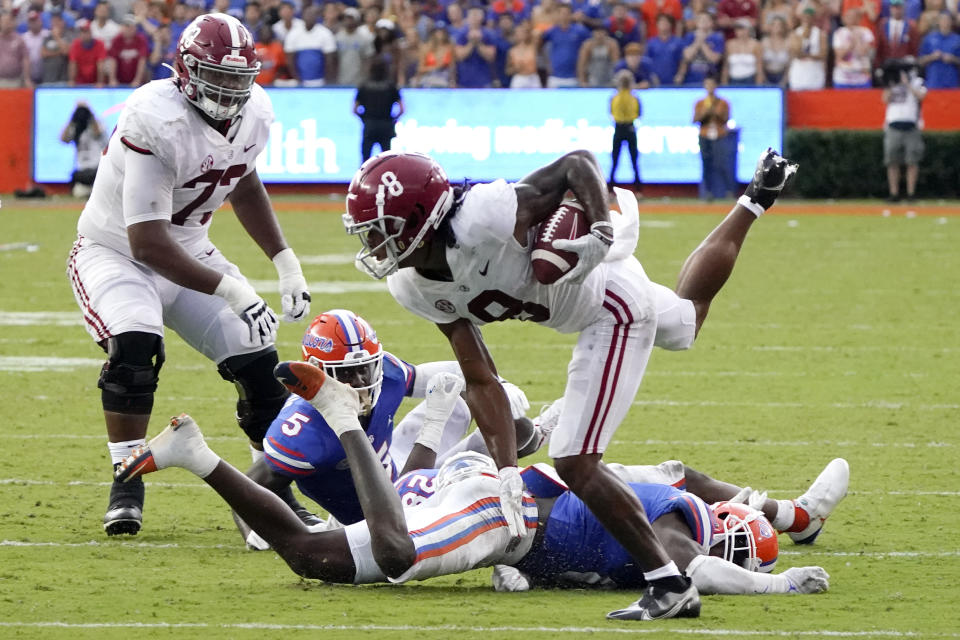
[742,148,799,211]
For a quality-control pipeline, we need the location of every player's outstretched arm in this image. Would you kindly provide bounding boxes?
[230,170,311,322]
[275,361,416,577]
[437,319,529,540]
[398,372,465,476]
[686,555,829,595]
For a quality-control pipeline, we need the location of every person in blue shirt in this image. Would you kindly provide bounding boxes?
[569,0,608,30]
[454,6,497,87]
[646,14,684,86]
[613,40,653,87]
[918,13,960,89]
[676,12,724,85]
[542,3,591,87]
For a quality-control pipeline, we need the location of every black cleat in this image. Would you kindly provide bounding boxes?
[293,506,325,528]
[104,476,144,536]
[606,581,701,621]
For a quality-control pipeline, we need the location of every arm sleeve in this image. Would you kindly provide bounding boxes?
[121,148,176,227]
[410,361,463,398]
[686,555,790,595]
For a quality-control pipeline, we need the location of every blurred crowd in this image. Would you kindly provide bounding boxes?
[0,0,958,89]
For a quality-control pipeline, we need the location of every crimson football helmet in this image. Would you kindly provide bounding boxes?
[301,310,384,415]
[343,151,455,279]
[173,13,260,121]
[435,452,499,493]
[711,502,779,573]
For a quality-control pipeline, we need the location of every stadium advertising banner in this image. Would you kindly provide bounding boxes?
[34,86,782,184]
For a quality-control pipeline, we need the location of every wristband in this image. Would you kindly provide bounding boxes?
[737,194,766,218]
[272,247,302,277]
[589,221,615,246]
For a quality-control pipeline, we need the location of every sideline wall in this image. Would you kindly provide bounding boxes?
[2,88,957,192]
[0,90,33,192]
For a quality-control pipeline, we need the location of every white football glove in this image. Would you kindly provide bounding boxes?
[498,465,528,543]
[417,372,465,451]
[273,248,311,323]
[214,274,279,348]
[309,373,363,437]
[500,381,530,419]
[552,232,611,285]
[491,565,530,592]
[782,566,830,594]
[729,486,768,511]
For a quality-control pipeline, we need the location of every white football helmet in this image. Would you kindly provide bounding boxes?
[435,452,498,492]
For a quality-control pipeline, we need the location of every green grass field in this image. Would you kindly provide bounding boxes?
[1,196,958,639]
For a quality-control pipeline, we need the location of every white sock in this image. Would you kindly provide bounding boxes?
[249,444,265,464]
[643,560,681,581]
[184,445,220,479]
[771,499,796,531]
[108,439,145,466]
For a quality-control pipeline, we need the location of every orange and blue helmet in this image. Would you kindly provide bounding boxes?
[301,309,384,414]
[710,501,779,573]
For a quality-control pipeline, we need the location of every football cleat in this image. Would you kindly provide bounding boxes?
[606,580,701,621]
[273,361,327,403]
[114,414,210,482]
[103,477,144,536]
[788,458,850,545]
[531,398,564,451]
[742,148,799,211]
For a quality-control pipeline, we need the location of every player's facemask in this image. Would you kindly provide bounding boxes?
[307,351,384,416]
[185,56,259,120]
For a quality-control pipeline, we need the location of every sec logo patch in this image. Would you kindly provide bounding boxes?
[435,299,456,314]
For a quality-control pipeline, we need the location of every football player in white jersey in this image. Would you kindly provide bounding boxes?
[65,13,312,537]
[112,362,834,603]
[338,147,798,619]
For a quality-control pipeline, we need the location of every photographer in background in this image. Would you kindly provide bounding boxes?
[881,58,926,203]
[60,101,108,198]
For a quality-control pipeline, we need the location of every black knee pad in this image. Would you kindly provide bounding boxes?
[98,332,164,414]
[218,348,289,443]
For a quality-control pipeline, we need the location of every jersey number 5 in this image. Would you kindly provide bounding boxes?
[172,164,247,226]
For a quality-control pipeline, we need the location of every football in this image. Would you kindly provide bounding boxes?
[531,200,589,285]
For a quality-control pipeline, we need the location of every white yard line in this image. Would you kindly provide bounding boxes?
[0,621,954,637]
[0,356,104,371]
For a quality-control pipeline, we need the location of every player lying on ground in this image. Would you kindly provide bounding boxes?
[66,13,312,536]
[341,145,798,618]
[233,308,541,546]
[115,362,834,620]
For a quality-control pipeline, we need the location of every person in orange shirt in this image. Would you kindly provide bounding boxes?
[693,75,734,200]
[255,24,287,86]
[639,0,682,41]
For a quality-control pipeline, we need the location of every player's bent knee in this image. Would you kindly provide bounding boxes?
[553,454,603,492]
[218,348,289,443]
[98,332,165,414]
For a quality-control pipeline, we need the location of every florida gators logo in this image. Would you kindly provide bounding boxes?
[302,335,334,352]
